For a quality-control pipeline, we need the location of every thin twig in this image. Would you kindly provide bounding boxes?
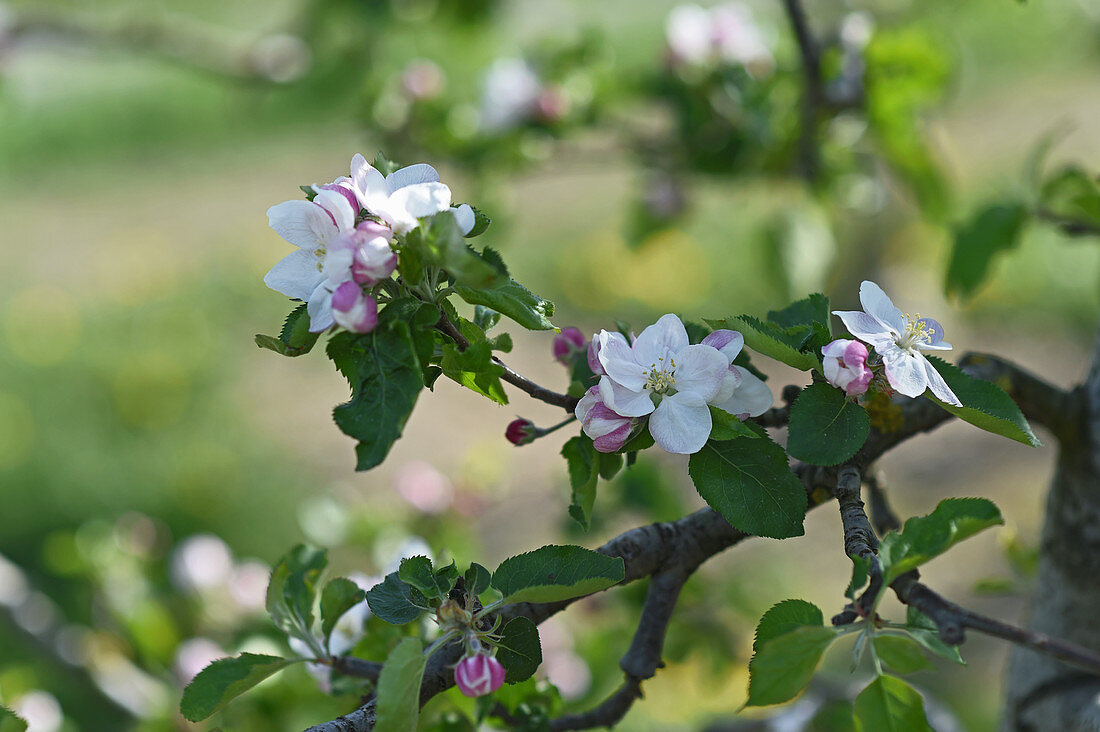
[781,0,824,182]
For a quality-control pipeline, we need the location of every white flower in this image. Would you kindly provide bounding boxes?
[348,153,474,236]
[575,386,638,453]
[700,329,774,418]
[833,281,961,406]
[596,314,730,454]
[479,58,541,132]
[666,3,773,71]
[265,188,358,333]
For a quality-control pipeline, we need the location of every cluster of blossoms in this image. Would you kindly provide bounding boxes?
[824,281,961,406]
[665,2,774,73]
[264,153,475,333]
[480,58,570,132]
[575,314,773,455]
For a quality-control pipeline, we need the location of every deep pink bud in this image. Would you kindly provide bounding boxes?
[553,327,587,364]
[822,339,872,396]
[348,221,397,286]
[586,338,605,376]
[332,281,379,334]
[454,654,506,697]
[505,418,536,446]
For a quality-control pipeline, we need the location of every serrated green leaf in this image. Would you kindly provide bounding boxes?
[496,617,543,683]
[688,436,807,539]
[873,635,934,674]
[375,638,427,732]
[705,315,821,371]
[255,304,321,357]
[878,497,1004,583]
[753,599,824,652]
[491,545,624,604]
[265,545,326,649]
[440,341,508,405]
[767,293,831,331]
[925,356,1040,447]
[853,675,933,732]
[399,556,449,600]
[366,572,429,625]
[320,578,366,643]
[463,205,492,238]
[562,436,599,530]
[0,706,27,732]
[786,383,870,466]
[465,563,492,596]
[902,608,965,664]
[474,306,501,332]
[946,202,1028,299]
[708,405,761,441]
[746,626,838,707]
[180,654,300,721]
[455,280,555,331]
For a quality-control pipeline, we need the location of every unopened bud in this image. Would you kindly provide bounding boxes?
[552,327,587,364]
[505,418,537,446]
[821,339,872,396]
[331,281,379,334]
[454,653,505,697]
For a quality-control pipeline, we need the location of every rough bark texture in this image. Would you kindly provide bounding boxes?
[1002,339,1100,731]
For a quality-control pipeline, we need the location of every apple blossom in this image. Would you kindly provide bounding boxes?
[479,58,541,131]
[666,3,773,71]
[833,281,961,406]
[553,327,587,363]
[596,314,730,454]
[265,188,358,332]
[701,329,775,418]
[347,153,474,236]
[587,330,629,377]
[454,653,506,697]
[822,339,872,397]
[330,281,378,334]
[336,221,397,286]
[575,386,637,453]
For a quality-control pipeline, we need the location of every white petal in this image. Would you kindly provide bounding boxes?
[880,347,927,398]
[834,310,893,347]
[350,154,388,205]
[307,282,335,333]
[633,314,690,368]
[451,204,476,235]
[701,330,744,363]
[314,189,356,232]
[921,356,961,406]
[715,366,773,417]
[385,164,441,193]
[598,331,648,391]
[598,376,654,418]
[264,249,323,301]
[859,280,907,333]
[388,182,453,220]
[672,344,729,402]
[267,199,335,251]
[649,391,711,454]
[711,366,743,405]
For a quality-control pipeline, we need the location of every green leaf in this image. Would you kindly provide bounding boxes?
[429,213,507,288]
[255,304,321,357]
[786,384,870,466]
[688,436,807,539]
[853,675,933,732]
[746,626,838,707]
[399,556,449,600]
[873,635,934,674]
[373,151,400,175]
[440,341,508,404]
[0,707,27,732]
[598,452,624,481]
[1040,166,1100,234]
[753,599,824,652]
[265,545,326,647]
[903,607,965,664]
[366,572,429,625]
[491,545,625,604]
[375,638,428,732]
[767,293,831,331]
[878,497,1004,583]
[708,405,761,441]
[945,202,1028,299]
[561,436,599,530]
[846,554,871,600]
[328,323,425,471]
[704,315,821,371]
[180,654,300,721]
[465,563,492,597]
[455,280,555,331]
[925,356,1040,447]
[496,617,543,683]
[320,578,366,642]
[462,205,493,238]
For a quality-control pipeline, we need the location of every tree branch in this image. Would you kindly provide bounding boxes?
[960,353,1077,441]
[832,465,883,617]
[781,0,824,183]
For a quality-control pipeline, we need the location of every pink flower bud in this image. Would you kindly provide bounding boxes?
[575,386,636,453]
[317,181,360,218]
[347,222,396,286]
[331,281,379,334]
[822,339,872,396]
[505,418,536,446]
[454,654,506,698]
[552,327,587,364]
[586,338,605,376]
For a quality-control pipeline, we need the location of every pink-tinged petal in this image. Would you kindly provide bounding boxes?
[589,331,626,376]
[649,391,711,454]
[574,385,602,422]
[351,236,397,285]
[330,280,361,313]
[389,182,453,221]
[701,329,744,362]
[598,376,654,418]
[267,199,336,251]
[711,366,743,405]
[350,154,388,205]
[593,422,633,453]
[714,366,773,417]
[306,282,335,333]
[633,314,690,367]
[880,347,927,398]
[858,280,907,333]
[356,220,394,240]
[833,310,894,347]
[672,344,730,402]
[921,356,961,406]
[598,331,647,391]
[842,340,869,366]
[316,182,360,218]
[385,163,441,193]
[314,189,356,232]
[451,203,476,235]
[584,404,632,440]
[264,249,323,301]
[821,338,855,359]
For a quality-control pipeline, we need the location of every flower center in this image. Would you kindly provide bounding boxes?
[895,312,934,353]
[645,355,678,397]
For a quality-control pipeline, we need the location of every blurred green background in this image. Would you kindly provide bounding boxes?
[1,0,1098,729]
